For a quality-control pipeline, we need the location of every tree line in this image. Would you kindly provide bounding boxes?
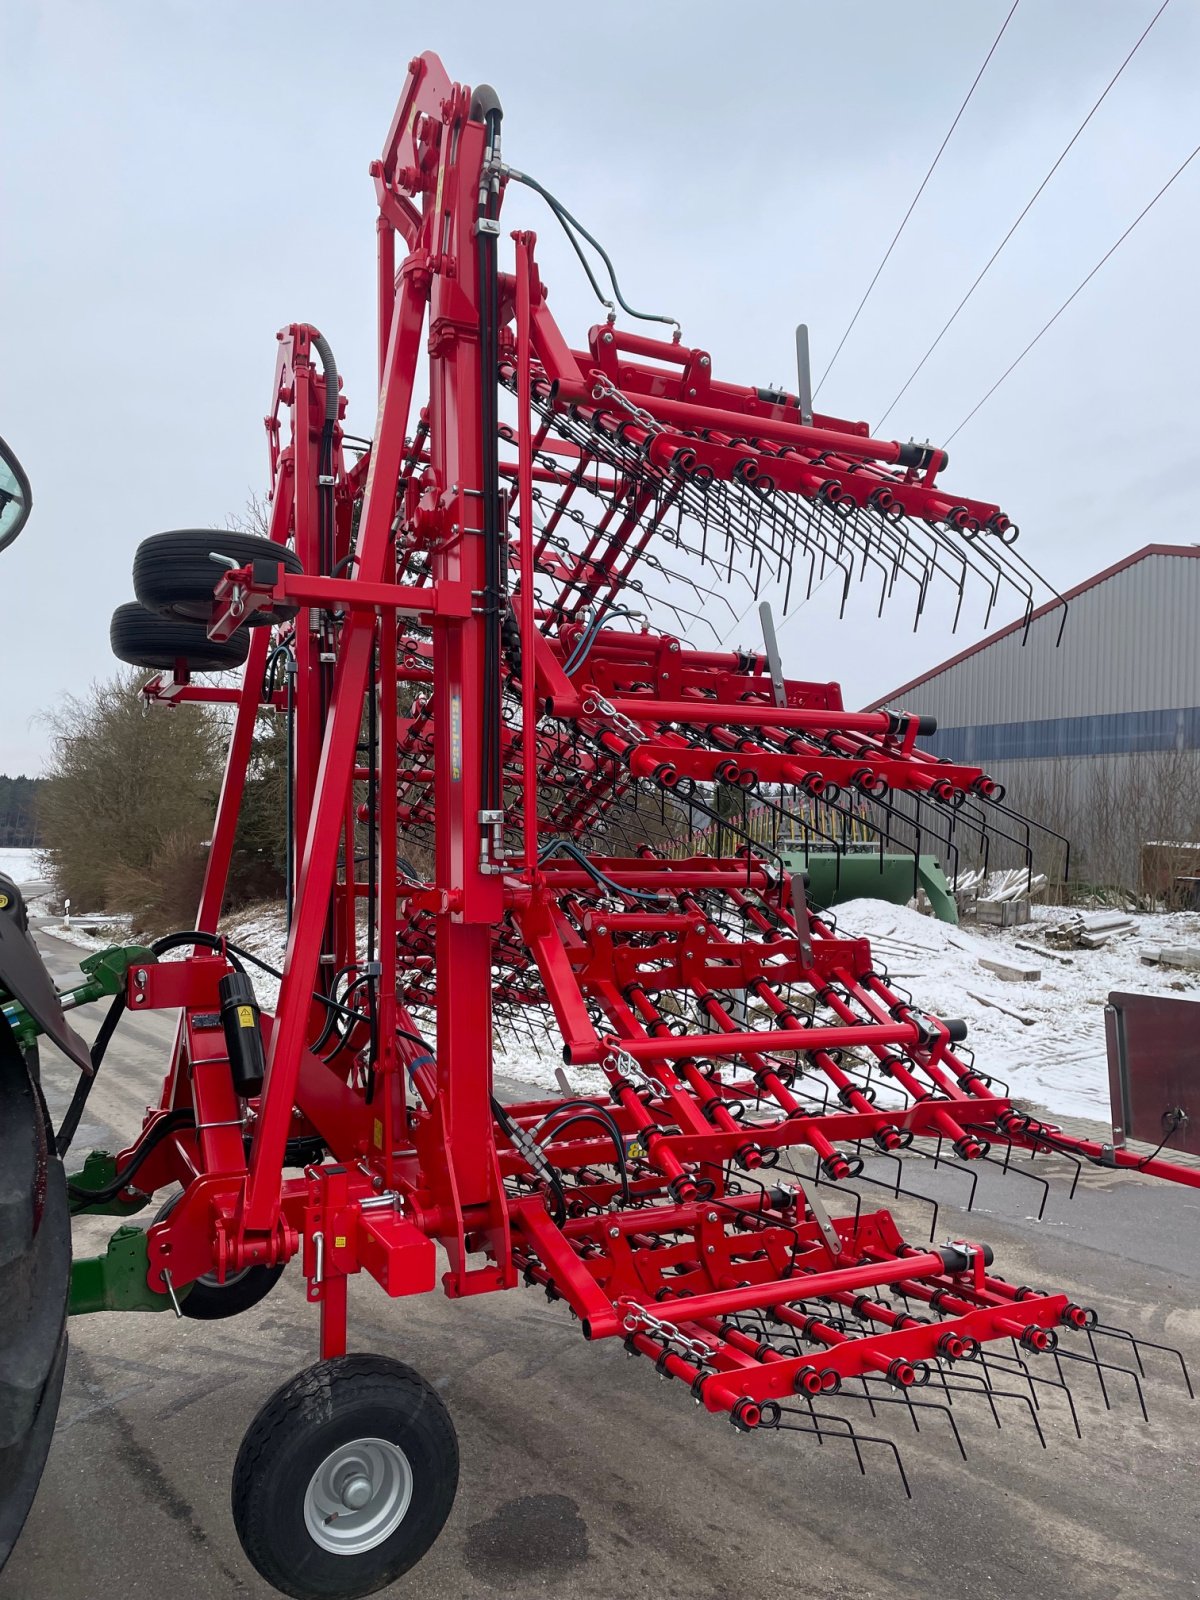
[0,774,44,848]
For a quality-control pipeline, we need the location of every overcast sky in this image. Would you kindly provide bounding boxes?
[3,0,1197,774]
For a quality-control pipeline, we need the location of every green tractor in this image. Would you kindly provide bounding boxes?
[0,434,80,1565]
[0,437,155,1567]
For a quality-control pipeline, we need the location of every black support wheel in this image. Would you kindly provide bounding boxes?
[110,602,250,673]
[153,1191,282,1320]
[232,1355,458,1600]
[133,529,304,626]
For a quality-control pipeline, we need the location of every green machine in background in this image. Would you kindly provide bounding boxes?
[781,848,960,925]
[751,604,960,927]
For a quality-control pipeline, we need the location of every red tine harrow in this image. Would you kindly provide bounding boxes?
[71,50,1192,1598]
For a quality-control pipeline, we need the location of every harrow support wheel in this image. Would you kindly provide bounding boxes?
[153,1191,283,1320]
[231,1354,458,1600]
[132,528,304,626]
[109,601,250,672]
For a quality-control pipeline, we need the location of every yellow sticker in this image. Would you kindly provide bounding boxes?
[237,1005,255,1028]
[334,1236,347,1249]
[628,1142,645,1161]
[373,1118,384,1150]
[0,894,8,909]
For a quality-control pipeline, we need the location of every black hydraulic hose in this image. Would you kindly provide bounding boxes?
[67,1108,196,1211]
[477,104,505,831]
[310,332,339,425]
[56,931,244,1157]
[320,975,372,1064]
[491,1094,567,1225]
[537,836,663,906]
[55,990,125,1157]
[309,965,362,1055]
[533,1105,631,1205]
[55,921,432,1162]
[263,644,298,928]
[504,168,680,335]
[364,634,379,1101]
[308,331,340,978]
[284,656,296,927]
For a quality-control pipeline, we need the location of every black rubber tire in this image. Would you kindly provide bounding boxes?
[232,1355,458,1600]
[110,602,249,673]
[133,529,304,626]
[0,1030,69,1573]
[154,1191,282,1320]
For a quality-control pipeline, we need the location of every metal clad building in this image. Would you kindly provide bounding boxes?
[866,545,1200,882]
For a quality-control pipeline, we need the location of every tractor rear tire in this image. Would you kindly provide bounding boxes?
[110,602,250,673]
[0,1032,70,1573]
[133,529,304,627]
[231,1354,458,1600]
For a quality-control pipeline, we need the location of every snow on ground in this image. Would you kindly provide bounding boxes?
[221,906,288,1010]
[829,898,1200,1121]
[31,884,1200,1125]
[0,847,45,885]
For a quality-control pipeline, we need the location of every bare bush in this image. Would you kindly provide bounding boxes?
[103,830,211,938]
[39,671,224,916]
[1005,751,1200,893]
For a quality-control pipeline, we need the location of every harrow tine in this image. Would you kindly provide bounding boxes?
[841,1158,941,1242]
[1091,1323,1194,1398]
[991,1347,1083,1438]
[773,1404,913,1498]
[847,1382,969,1460]
[979,1151,1051,1221]
[928,1144,982,1213]
[953,1358,1048,1446]
[1056,1347,1150,1423]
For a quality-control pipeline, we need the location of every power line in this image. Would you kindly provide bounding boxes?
[813,0,1020,401]
[874,0,1173,432]
[944,139,1200,444]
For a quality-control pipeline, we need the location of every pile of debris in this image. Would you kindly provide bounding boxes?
[1141,942,1200,972]
[957,867,1047,927]
[1045,909,1136,950]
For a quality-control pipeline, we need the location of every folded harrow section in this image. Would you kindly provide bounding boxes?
[64,49,1194,1598]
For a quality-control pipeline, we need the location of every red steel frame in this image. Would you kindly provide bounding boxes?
[115,52,1196,1458]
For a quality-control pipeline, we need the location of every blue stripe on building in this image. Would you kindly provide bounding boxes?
[923,706,1200,764]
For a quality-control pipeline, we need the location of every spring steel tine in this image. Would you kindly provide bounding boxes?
[998,1343,1086,1438]
[937,1366,1003,1430]
[952,1364,1047,1447]
[847,1159,942,1243]
[781,1404,914,1498]
[1078,1327,1113,1409]
[1056,1348,1149,1423]
[927,1146,982,1214]
[977,1349,1041,1439]
[1091,1325,1194,1397]
[996,1340,1043,1412]
[990,1349,1083,1438]
[853,1374,879,1420]
[978,1152,1051,1221]
[847,1383,969,1460]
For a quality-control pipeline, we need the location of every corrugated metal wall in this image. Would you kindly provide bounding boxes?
[870,550,1200,724]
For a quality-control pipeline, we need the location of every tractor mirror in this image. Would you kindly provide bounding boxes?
[0,434,32,553]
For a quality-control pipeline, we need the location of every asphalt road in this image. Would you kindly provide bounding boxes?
[3,929,1199,1600]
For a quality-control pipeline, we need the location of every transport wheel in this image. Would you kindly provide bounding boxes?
[232,1355,458,1600]
[153,1191,282,1320]
[110,602,249,672]
[133,529,304,626]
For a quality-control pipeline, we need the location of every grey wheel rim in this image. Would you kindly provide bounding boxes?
[303,1437,413,1556]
